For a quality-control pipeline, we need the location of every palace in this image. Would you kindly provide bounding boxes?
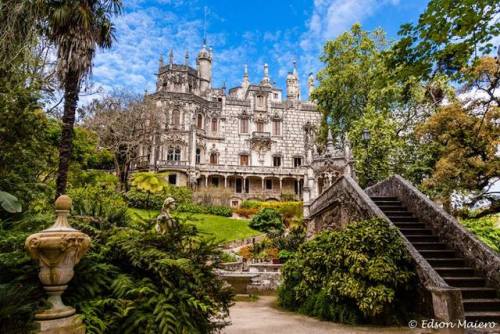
[136,42,354,212]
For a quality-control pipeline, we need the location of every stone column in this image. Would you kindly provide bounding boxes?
[25,195,90,334]
[261,177,265,191]
[279,178,283,194]
[205,175,208,188]
[224,175,227,188]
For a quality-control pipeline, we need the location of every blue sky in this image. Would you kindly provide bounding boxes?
[91,0,429,97]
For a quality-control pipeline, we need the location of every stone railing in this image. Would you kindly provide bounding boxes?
[306,175,465,323]
[198,164,306,177]
[366,175,500,290]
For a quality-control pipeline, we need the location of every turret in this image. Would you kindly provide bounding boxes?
[197,39,212,94]
[286,61,300,100]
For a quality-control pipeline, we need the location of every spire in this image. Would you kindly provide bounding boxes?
[293,60,297,76]
[242,64,249,89]
[326,128,335,154]
[184,50,189,66]
[169,49,173,65]
[261,63,271,86]
[308,72,315,100]
[159,54,164,68]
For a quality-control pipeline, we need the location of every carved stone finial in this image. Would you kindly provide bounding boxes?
[25,195,90,333]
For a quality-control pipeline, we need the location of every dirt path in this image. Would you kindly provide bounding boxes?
[223,296,423,334]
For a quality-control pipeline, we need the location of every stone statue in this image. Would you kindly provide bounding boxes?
[155,197,176,234]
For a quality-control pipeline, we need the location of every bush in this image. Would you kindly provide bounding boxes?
[233,207,258,218]
[249,208,284,233]
[176,203,232,217]
[240,200,302,224]
[278,219,417,325]
[461,214,500,252]
[125,186,192,210]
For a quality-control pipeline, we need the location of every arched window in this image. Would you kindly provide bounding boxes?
[172,110,181,126]
[174,147,181,161]
[167,146,174,161]
[272,120,281,136]
[211,118,218,132]
[256,121,264,132]
[197,114,203,129]
[210,152,218,165]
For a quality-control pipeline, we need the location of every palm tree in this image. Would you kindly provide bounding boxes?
[43,0,122,197]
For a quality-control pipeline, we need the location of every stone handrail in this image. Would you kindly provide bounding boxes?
[366,175,500,289]
[307,175,464,322]
[198,164,306,176]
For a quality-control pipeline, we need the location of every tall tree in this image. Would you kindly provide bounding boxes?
[391,0,500,82]
[43,0,122,197]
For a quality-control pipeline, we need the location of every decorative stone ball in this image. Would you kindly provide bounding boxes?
[55,195,72,211]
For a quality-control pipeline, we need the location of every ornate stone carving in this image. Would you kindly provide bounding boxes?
[25,195,90,333]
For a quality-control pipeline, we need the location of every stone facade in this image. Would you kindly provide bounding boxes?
[134,43,353,207]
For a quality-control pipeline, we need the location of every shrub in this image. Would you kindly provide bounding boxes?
[233,207,258,218]
[461,214,500,252]
[278,219,417,325]
[249,208,284,233]
[125,186,192,210]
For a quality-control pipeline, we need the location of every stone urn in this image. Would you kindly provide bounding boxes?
[25,195,90,333]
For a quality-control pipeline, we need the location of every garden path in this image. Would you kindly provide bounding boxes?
[223,296,424,334]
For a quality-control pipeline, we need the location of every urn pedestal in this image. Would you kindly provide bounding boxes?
[25,195,90,334]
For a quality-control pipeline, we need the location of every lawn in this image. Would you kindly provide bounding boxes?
[128,208,260,242]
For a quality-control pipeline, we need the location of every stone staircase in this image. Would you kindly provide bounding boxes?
[371,196,500,323]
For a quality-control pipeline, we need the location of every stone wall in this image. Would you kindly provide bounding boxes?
[366,175,500,290]
[307,175,465,323]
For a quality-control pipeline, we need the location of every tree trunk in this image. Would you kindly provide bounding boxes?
[55,72,80,198]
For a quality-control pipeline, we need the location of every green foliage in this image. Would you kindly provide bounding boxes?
[70,170,118,190]
[240,200,302,224]
[0,190,22,213]
[249,208,284,233]
[125,186,193,210]
[461,214,500,253]
[67,188,232,333]
[131,172,168,194]
[278,219,417,324]
[391,0,500,81]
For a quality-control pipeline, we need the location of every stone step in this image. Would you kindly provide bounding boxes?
[412,242,448,250]
[427,258,466,267]
[465,311,500,323]
[370,196,399,201]
[400,228,433,235]
[394,222,426,229]
[463,299,500,312]
[388,216,419,222]
[373,201,402,206]
[406,235,440,243]
[444,277,485,288]
[420,249,456,258]
[434,267,475,277]
[460,287,498,299]
[378,206,406,211]
[384,211,413,217]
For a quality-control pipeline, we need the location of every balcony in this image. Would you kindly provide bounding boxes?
[198,164,305,177]
[251,131,270,139]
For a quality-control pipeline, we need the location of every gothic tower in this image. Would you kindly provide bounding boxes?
[197,40,212,94]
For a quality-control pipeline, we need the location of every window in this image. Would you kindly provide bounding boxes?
[294,179,303,195]
[293,157,302,167]
[256,122,264,132]
[172,110,180,126]
[256,95,264,108]
[265,179,273,190]
[211,118,218,132]
[195,148,201,164]
[235,178,242,193]
[174,147,181,161]
[240,118,249,133]
[274,93,278,99]
[168,174,177,185]
[167,147,174,161]
[273,156,281,167]
[197,114,203,129]
[272,120,281,136]
[210,152,218,165]
[240,154,249,166]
